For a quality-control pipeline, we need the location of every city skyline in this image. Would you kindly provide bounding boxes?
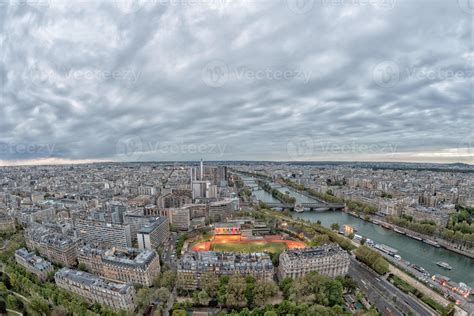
[1,0,473,166]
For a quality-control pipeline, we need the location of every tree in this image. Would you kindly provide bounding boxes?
[137,288,151,309]
[6,294,18,310]
[200,272,219,297]
[28,296,50,315]
[360,237,367,245]
[330,223,340,231]
[155,287,171,302]
[196,290,211,306]
[0,299,6,315]
[355,245,389,275]
[326,280,343,306]
[160,270,177,290]
[279,277,293,299]
[254,280,278,306]
[224,276,247,308]
[310,234,330,247]
[172,310,186,316]
[77,262,88,272]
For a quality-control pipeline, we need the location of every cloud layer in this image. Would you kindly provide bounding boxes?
[0,0,473,165]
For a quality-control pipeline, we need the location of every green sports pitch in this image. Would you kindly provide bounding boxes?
[210,241,288,253]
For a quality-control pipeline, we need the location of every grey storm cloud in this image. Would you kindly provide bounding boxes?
[0,0,472,165]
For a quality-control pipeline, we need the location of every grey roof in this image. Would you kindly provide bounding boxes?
[178,251,274,271]
[138,216,168,234]
[15,247,52,271]
[284,244,347,259]
[79,245,157,269]
[55,268,133,294]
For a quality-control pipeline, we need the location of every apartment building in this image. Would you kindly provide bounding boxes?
[15,248,53,281]
[77,245,160,287]
[55,268,136,311]
[75,217,132,248]
[25,225,79,267]
[137,216,170,250]
[177,251,274,290]
[278,244,350,279]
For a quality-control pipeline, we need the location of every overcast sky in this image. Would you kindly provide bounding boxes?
[0,0,473,166]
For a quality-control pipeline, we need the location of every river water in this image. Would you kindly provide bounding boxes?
[241,176,474,287]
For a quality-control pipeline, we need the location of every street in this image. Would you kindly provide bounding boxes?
[349,258,435,316]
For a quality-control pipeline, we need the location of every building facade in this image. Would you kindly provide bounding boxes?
[77,245,160,287]
[0,212,15,232]
[169,207,190,231]
[55,268,136,311]
[75,217,132,248]
[25,225,78,267]
[177,251,274,290]
[278,244,350,280]
[15,248,53,281]
[137,216,170,250]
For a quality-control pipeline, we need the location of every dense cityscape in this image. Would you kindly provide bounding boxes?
[1,0,473,315]
[0,161,473,315]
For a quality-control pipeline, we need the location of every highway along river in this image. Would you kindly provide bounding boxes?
[241,176,474,288]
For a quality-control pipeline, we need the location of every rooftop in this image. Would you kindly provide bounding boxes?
[55,268,133,294]
[283,244,347,259]
[138,216,168,234]
[15,247,52,271]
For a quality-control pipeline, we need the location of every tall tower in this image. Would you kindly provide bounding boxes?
[200,158,203,180]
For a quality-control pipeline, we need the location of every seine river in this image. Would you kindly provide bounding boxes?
[241,176,474,287]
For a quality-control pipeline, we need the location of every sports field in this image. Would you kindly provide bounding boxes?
[210,241,289,253]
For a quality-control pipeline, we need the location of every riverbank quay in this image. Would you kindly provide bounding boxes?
[257,208,468,315]
[276,180,474,260]
[346,211,474,259]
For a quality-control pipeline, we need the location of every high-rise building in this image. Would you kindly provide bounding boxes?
[75,217,132,248]
[278,244,350,280]
[55,268,136,311]
[137,216,170,250]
